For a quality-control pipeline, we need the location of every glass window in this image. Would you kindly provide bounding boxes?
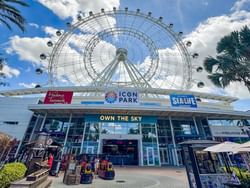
[181,124,192,135]
[127,123,139,134]
[142,126,156,134]
[84,133,99,141]
[101,122,115,134]
[85,123,99,134]
[208,119,245,126]
[195,151,216,174]
[195,151,225,174]
[100,122,140,134]
[114,123,128,134]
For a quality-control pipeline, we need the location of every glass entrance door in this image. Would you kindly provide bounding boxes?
[102,139,139,165]
[160,148,169,165]
[177,149,183,166]
[86,146,94,154]
[70,146,80,155]
[147,147,155,166]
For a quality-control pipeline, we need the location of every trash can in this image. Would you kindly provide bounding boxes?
[80,173,93,184]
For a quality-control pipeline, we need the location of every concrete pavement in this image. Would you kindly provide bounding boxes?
[49,166,189,188]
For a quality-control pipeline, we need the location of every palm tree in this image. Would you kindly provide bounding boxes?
[0,0,28,32]
[204,26,250,91]
[0,132,11,162]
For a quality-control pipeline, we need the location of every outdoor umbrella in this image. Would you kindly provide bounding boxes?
[203,141,240,153]
[231,141,250,154]
[232,147,250,154]
[203,141,240,173]
[238,141,250,148]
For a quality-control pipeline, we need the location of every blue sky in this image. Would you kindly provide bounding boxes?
[0,0,250,110]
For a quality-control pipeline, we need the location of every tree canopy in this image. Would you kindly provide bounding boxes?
[204,26,250,91]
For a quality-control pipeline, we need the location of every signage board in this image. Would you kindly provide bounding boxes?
[210,125,248,138]
[44,91,73,104]
[170,94,197,108]
[104,89,139,105]
[85,114,157,123]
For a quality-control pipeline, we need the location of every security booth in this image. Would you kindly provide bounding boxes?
[180,140,231,188]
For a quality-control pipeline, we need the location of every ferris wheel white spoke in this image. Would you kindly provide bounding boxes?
[92,56,118,86]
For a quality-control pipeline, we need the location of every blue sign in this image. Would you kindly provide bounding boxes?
[170,94,197,108]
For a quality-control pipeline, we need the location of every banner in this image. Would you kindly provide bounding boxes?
[85,114,157,123]
[104,89,139,105]
[210,125,248,138]
[44,90,73,104]
[170,94,197,108]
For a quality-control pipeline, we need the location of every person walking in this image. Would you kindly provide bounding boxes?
[94,157,100,178]
[48,154,54,169]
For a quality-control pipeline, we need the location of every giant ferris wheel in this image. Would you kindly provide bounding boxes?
[39,8,204,91]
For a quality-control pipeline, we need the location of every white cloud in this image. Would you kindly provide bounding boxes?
[18,82,37,88]
[6,36,51,67]
[38,0,120,20]
[43,26,59,37]
[202,0,209,6]
[28,23,39,29]
[231,0,250,11]
[1,65,20,78]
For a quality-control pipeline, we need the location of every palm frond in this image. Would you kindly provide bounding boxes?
[203,56,219,73]
[207,73,223,88]
[4,0,28,7]
[0,12,24,31]
[240,26,250,46]
[0,0,27,31]
[0,17,11,30]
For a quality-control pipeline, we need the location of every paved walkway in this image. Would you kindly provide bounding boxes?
[49,166,189,188]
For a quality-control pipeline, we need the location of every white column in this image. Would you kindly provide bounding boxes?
[169,116,179,166]
[80,122,87,154]
[39,113,47,131]
[97,123,101,154]
[28,115,40,143]
[206,117,215,140]
[14,140,22,159]
[62,114,72,155]
[193,117,199,135]
[140,123,144,166]
[155,122,161,167]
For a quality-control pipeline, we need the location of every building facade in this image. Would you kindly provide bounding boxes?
[0,87,249,166]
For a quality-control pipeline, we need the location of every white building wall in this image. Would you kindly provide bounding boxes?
[0,97,38,140]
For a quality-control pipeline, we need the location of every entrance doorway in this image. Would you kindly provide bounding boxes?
[160,148,169,165]
[146,147,155,166]
[102,139,138,165]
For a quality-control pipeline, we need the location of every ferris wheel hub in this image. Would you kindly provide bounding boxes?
[116,48,128,61]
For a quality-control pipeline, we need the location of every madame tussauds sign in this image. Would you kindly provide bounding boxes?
[44,90,73,104]
[104,90,139,105]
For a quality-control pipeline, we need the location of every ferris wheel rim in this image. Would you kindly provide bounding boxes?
[47,8,192,89]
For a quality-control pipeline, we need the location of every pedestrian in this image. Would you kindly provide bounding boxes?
[94,157,100,178]
[48,154,54,169]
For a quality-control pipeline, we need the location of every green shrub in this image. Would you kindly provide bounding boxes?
[0,162,27,188]
[228,167,250,188]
